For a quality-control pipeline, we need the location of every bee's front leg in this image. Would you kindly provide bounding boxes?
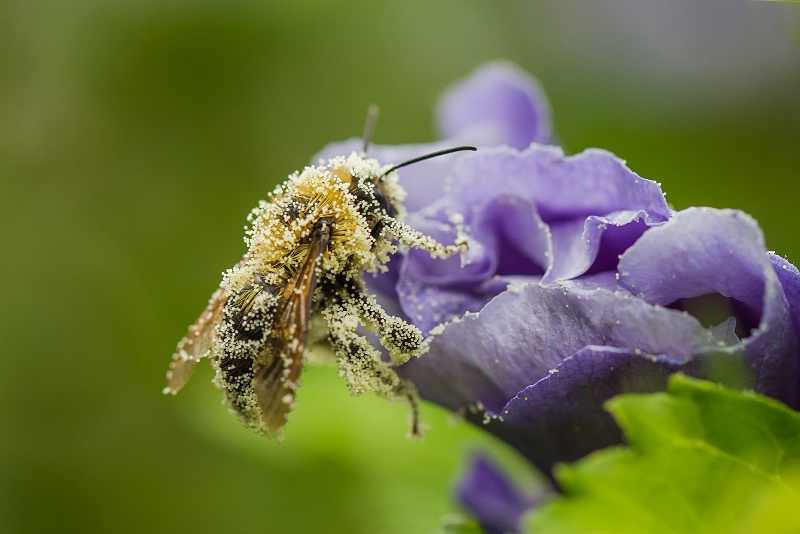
[322,298,423,438]
[382,217,467,259]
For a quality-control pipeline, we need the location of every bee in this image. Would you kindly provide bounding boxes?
[164,111,474,439]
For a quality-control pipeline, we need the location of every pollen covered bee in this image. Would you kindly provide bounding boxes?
[164,119,473,439]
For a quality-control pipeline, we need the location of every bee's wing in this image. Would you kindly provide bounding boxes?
[253,222,331,436]
[165,286,227,394]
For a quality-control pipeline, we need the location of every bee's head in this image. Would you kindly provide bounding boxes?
[350,169,397,214]
[345,164,400,241]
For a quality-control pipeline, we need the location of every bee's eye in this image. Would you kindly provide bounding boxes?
[351,179,395,217]
[372,184,395,217]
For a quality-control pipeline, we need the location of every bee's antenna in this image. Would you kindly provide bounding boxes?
[362,104,379,157]
[380,146,477,179]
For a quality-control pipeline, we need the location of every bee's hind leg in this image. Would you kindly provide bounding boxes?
[322,299,423,438]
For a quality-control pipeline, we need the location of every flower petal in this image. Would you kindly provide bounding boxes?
[396,196,550,334]
[457,454,540,534]
[436,61,553,149]
[446,146,670,225]
[481,347,715,475]
[484,346,750,476]
[441,146,670,281]
[401,282,730,416]
[618,208,769,313]
[769,252,800,347]
[546,212,654,282]
[618,208,800,407]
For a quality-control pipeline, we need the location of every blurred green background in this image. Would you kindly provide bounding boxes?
[2,1,799,533]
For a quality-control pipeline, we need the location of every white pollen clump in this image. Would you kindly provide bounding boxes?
[448,212,464,226]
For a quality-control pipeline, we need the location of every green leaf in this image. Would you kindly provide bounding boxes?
[526,375,800,534]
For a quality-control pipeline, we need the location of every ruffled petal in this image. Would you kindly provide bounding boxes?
[619,208,769,313]
[769,252,800,348]
[395,196,550,334]
[441,146,670,281]
[618,208,800,407]
[401,281,732,416]
[446,146,670,225]
[477,347,746,475]
[436,61,553,149]
[545,212,654,282]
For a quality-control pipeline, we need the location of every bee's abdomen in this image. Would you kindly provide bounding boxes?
[216,352,256,413]
[215,277,278,430]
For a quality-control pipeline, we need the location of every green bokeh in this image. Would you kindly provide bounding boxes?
[2,2,799,533]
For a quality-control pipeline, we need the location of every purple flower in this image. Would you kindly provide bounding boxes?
[315,62,800,480]
[457,454,546,534]
[405,206,799,474]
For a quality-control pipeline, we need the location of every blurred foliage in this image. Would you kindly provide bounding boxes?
[1,1,798,533]
[527,376,800,533]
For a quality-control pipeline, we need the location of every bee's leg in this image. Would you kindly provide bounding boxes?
[382,217,467,259]
[349,290,422,365]
[323,300,423,438]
